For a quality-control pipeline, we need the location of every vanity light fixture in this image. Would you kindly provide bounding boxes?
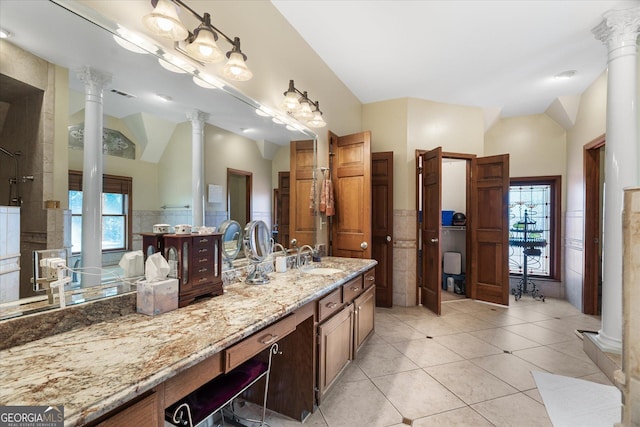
[142,0,252,81]
[280,80,326,128]
[193,72,224,89]
[113,27,157,55]
[158,52,195,74]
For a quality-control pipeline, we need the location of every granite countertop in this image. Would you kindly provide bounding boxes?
[0,257,376,426]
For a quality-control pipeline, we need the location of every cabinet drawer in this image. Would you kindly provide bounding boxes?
[191,264,214,280]
[364,269,375,290]
[317,288,342,323]
[192,244,213,257]
[97,392,158,427]
[224,314,296,372]
[342,276,364,303]
[192,255,212,268]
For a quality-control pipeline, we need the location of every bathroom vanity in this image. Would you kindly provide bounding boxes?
[0,256,376,426]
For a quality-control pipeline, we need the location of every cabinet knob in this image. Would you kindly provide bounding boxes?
[360,242,368,250]
[260,333,278,345]
[386,235,392,243]
[326,302,338,309]
[430,238,439,243]
[351,287,360,292]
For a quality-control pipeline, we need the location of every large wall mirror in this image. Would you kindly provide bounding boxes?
[0,0,317,318]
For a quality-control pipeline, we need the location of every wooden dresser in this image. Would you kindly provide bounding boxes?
[162,233,223,307]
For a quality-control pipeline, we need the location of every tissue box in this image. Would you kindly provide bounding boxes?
[136,278,179,316]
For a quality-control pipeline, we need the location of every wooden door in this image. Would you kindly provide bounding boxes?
[372,152,393,307]
[584,135,605,315]
[289,140,315,247]
[331,131,372,258]
[276,171,290,247]
[421,148,442,314]
[471,154,510,305]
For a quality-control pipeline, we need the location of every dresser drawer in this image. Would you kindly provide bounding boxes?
[191,264,214,280]
[224,314,296,372]
[192,244,213,257]
[193,235,216,248]
[342,276,364,303]
[317,288,343,323]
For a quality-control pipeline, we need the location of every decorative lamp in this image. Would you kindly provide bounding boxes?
[142,0,188,41]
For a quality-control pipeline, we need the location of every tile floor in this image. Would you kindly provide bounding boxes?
[236,296,610,427]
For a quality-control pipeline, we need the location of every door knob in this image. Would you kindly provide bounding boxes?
[360,242,368,250]
[430,238,439,243]
[386,235,392,242]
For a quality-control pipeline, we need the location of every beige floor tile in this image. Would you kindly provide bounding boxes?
[319,379,403,427]
[434,333,503,359]
[579,371,614,386]
[442,313,497,333]
[339,361,368,382]
[547,338,594,363]
[264,406,328,427]
[385,306,438,322]
[471,393,552,427]
[513,346,601,377]
[502,323,573,345]
[405,317,464,337]
[533,316,600,337]
[372,369,465,420]
[362,332,389,346]
[503,307,553,322]
[470,353,543,391]
[375,319,426,343]
[355,343,419,378]
[412,407,494,427]
[523,388,543,404]
[470,328,540,352]
[471,310,528,327]
[445,299,501,313]
[425,361,518,404]
[392,338,464,367]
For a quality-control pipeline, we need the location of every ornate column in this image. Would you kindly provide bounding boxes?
[77,67,111,287]
[591,7,640,353]
[187,110,209,227]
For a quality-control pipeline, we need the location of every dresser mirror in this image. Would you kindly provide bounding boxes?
[0,0,317,318]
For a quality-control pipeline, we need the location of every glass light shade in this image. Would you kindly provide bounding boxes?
[221,51,253,81]
[272,116,285,125]
[158,53,194,74]
[281,91,300,112]
[185,27,224,63]
[307,110,326,128]
[255,107,271,117]
[193,73,223,89]
[295,100,314,121]
[142,0,188,41]
[113,27,156,54]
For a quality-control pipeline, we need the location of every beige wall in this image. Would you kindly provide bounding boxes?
[68,112,161,211]
[53,65,69,206]
[564,71,608,310]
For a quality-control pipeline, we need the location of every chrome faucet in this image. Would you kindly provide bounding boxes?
[271,242,288,257]
[296,245,315,270]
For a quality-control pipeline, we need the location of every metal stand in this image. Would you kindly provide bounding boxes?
[510,210,545,302]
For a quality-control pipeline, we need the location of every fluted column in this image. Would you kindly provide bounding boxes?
[187,110,209,227]
[591,7,640,353]
[77,67,111,287]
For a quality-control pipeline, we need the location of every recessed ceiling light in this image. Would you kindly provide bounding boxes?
[0,28,11,39]
[554,70,577,80]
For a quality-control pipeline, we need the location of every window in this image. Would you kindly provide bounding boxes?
[69,171,132,254]
[508,176,561,280]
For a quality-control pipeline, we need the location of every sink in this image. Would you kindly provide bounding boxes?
[302,267,343,276]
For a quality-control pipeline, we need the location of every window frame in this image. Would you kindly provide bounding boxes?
[68,170,133,254]
[509,176,561,281]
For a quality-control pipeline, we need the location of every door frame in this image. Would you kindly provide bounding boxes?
[227,168,252,225]
[583,134,605,315]
[415,149,475,309]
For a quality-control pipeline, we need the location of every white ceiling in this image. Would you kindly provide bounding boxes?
[272,0,639,118]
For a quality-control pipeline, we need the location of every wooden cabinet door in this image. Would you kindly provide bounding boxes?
[372,151,393,307]
[471,154,510,305]
[354,285,375,352]
[330,131,372,258]
[289,140,315,247]
[276,171,290,247]
[317,304,353,403]
[421,147,443,315]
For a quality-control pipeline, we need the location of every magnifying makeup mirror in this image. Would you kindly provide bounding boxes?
[242,220,271,284]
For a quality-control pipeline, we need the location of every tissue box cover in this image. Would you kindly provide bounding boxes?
[137,278,179,316]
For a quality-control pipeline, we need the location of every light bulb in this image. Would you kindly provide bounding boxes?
[142,0,188,41]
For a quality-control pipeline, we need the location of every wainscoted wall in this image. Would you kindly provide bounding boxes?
[564,210,585,310]
[392,209,417,306]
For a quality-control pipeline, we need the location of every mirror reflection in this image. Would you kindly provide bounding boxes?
[0,0,317,318]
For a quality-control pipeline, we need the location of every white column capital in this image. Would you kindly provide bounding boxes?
[592,7,640,53]
[186,110,210,128]
[76,67,112,96]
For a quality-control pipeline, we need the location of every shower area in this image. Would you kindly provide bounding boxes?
[0,54,61,302]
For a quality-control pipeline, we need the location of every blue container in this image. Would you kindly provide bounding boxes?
[441,210,455,226]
